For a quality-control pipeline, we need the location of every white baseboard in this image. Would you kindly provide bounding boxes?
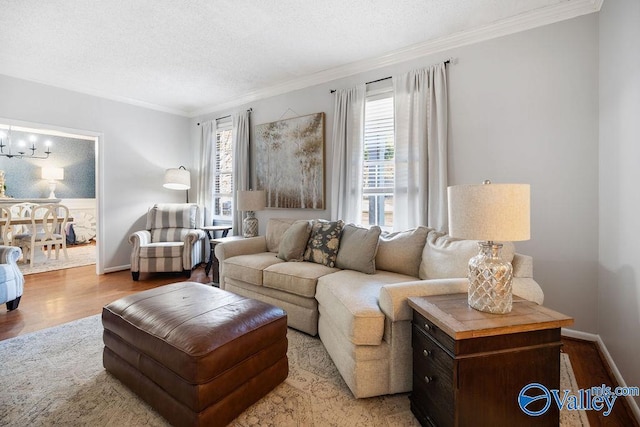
[103,264,130,274]
[562,328,640,422]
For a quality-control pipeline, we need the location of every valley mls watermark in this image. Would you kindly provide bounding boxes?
[518,382,640,417]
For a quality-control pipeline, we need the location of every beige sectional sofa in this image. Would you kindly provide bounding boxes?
[215,218,544,399]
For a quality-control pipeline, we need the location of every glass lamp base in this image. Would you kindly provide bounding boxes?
[468,242,513,314]
[242,212,258,238]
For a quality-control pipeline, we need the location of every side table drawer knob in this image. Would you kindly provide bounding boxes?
[424,376,434,383]
[424,323,431,331]
[422,349,432,357]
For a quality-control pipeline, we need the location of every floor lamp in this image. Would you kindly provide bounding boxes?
[163,166,191,202]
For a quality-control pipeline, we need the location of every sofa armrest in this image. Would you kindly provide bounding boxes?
[513,277,544,305]
[513,253,533,278]
[0,245,22,264]
[215,236,268,262]
[379,276,546,323]
[379,278,468,322]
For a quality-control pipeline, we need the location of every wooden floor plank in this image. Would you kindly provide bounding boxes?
[1,265,637,426]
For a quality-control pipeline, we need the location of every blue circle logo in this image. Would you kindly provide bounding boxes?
[518,383,551,416]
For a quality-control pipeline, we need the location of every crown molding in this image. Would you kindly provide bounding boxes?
[4,72,191,117]
[190,0,602,118]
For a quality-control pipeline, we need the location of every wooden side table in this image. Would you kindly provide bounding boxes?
[407,293,574,427]
[201,225,232,277]
[208,235,244,285]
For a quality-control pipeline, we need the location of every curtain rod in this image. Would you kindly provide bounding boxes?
[197,108,252,126]
[329,59,451,94]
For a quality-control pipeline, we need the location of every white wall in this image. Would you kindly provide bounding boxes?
[0,75,192,271]
[599,0,640,408]
[193,14,600,332]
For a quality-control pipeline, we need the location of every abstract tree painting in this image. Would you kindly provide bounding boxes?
[255,113,325,209]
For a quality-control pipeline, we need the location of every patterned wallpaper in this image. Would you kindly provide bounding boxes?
[0,128,95,199]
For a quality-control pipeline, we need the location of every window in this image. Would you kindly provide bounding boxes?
[213,118,233,222]
[362,90,394,230]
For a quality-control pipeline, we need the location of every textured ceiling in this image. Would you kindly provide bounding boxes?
[0,0,599,116]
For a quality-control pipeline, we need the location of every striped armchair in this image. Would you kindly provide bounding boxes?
[129,203,208,281]
[0,246,24,311]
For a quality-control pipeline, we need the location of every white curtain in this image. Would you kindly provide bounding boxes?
[392,63,448,231]
[197,120,216,225]
[330,85,366,223]
[232,110,250,235]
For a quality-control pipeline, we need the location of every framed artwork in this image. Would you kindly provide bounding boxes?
[255,112,325,209]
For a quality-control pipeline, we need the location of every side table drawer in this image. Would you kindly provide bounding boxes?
[411,325,455,426]
[412,310,455,353]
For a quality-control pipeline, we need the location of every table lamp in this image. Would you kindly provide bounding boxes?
[42,167,64,199]
[237,190,266,238]
[448,180,530,314]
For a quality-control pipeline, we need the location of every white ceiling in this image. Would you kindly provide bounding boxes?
[0,0,601,117]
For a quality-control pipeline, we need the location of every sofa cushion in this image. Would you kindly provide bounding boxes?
[277,220,312,261]
[316,269,418,346]
[303,220,344,267]
[375,226,431,277]
[263,261,338,298]
[265,218,297,253]
[419,230,516,279]
[224,252,284,286]
[336,224,381,274]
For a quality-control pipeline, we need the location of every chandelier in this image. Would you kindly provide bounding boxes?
[0,126,52,159]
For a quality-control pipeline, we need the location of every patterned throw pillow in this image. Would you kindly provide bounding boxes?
[303,220,344,267]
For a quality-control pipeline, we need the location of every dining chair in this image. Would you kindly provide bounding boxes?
[13,204,70,267]
[8,202,38,245]
[0,206,11,245]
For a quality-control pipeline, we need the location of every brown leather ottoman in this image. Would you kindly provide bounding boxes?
[101,282,288,427]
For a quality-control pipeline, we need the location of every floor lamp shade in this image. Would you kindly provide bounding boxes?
[163,167,191,190]
[448,182,530,314]
[237,190,266,238]
[163,166,191,202]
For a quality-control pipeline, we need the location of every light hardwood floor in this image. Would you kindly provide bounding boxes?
[1,265,637,426]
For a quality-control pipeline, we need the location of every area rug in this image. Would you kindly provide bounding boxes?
[0,315,589,426]
[17,243,96,275]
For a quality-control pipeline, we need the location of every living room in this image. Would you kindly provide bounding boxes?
[0,0,638,425]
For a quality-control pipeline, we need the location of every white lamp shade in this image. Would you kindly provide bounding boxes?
[42,167,64,181]
[448,182,530,242]
[163,168,191,190]
[237,190,266,212]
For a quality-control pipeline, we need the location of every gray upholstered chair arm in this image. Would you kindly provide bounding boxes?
[129,230,151,248]
[0,246,21,264]
[184,229,207,244]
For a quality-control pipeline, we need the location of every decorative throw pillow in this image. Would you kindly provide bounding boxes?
[375,226,431,277]
[277,220,312,261]
[303,220,344,267]
[265,218,298,253]
[419,230,516,280]
[336,224,381,274]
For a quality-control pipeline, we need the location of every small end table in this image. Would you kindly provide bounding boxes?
[201,225,232,277]
[208,235,244,285]
[408,293,574,427]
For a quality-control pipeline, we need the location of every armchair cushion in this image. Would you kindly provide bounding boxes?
[146,203,198,230]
